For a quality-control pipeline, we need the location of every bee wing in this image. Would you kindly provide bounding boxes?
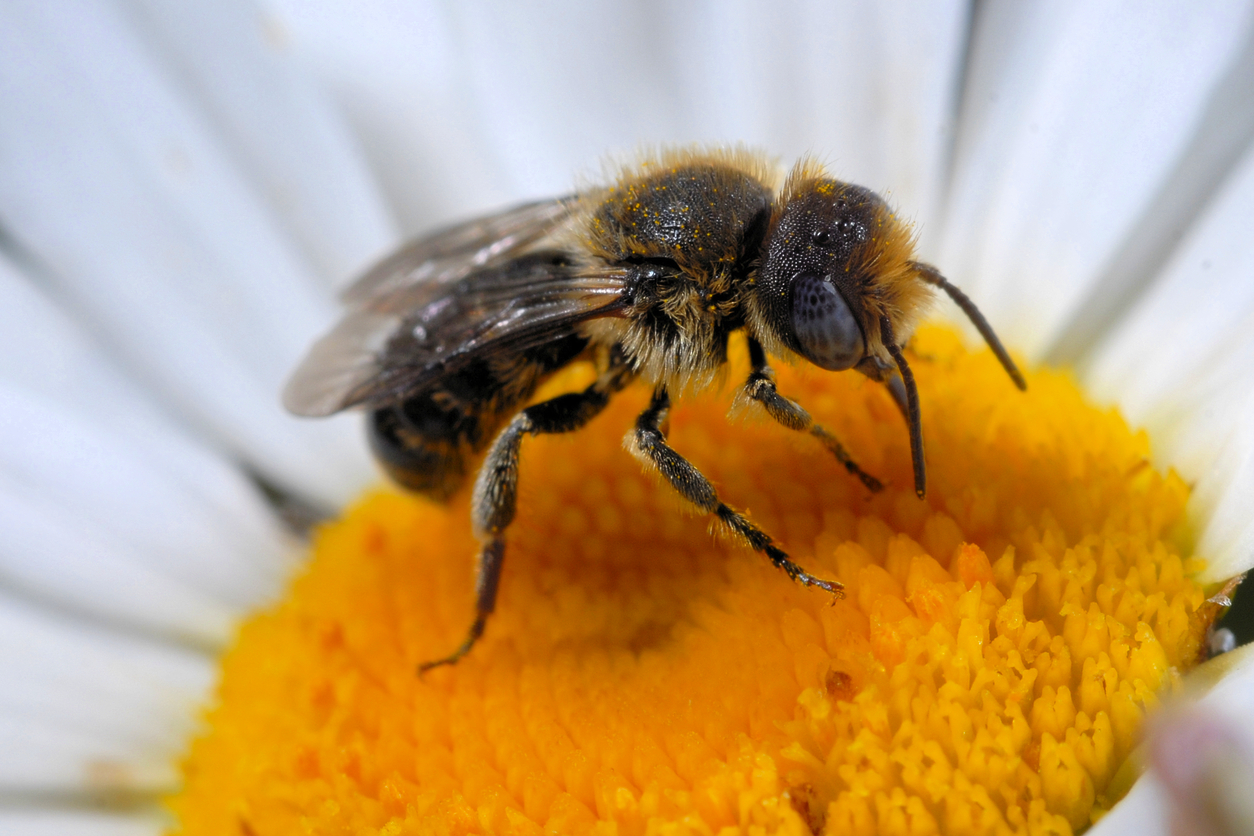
[283,250,627,417]
[285,196,604,417]
[340,196,580,308]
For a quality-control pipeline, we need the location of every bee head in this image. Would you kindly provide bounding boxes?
[749,171,930,375]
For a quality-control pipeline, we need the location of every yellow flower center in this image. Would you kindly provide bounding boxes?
[172,326,1220,836]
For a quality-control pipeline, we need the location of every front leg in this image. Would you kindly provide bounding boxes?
[742,338,883,492]
[628,386,843,595]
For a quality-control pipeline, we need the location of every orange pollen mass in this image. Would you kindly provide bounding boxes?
[171,326,1221,836]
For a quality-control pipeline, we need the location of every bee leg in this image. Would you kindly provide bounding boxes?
[742,337,883,492]
[419,360,634,672]
[417,537,504,673]
[629,385,844,597]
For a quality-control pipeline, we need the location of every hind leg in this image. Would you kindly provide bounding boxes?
[420,358,634,671]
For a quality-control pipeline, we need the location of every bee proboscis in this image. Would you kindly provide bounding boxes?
[284,147,1026,669]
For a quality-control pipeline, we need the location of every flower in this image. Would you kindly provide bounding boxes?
[2,2,1253,834]
[173,330,1222,835]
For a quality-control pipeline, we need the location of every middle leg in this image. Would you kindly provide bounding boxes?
[628,385,843,595]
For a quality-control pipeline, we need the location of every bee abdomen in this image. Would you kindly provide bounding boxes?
[369,395,481,500]
[369,333,590,501]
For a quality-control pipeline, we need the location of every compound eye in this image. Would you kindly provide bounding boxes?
[790,273,864,370]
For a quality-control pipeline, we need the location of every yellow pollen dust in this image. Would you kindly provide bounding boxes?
[172,326,1219,836]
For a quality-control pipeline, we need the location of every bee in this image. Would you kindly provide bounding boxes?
[284,147,1025,669]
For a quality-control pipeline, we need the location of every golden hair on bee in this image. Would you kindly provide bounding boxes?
[579,146,780,393]
[282,143,1025,670]
[590,144,780,203]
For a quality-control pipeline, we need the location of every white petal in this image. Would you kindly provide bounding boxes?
[262,0,967,234]
[938,0,1254,359]
[639,0,968,242]
[0,811,160,836]
[1091,643,1254,836]
[119,0,398,286]
[255,0,516,232]
[0,387,284,634]
[0,256,296,610]
[1091,774,1170,836]
[0,591,213,795]
[0,3,377,506]
[1048,33,1254,362]
[0,465,234,646]
[1086,139,1254,580]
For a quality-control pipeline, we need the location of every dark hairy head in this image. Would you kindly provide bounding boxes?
[752,180,893,371]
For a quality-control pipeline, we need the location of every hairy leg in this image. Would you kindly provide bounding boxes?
[419,355,634,671]
[627,385,843,595]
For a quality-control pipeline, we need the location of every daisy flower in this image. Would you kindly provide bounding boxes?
[3,2,1254,834]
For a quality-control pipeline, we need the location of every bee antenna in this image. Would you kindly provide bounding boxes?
[880,316,925,498]
[910,261,1027,391]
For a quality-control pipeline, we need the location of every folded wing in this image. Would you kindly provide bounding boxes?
[284,198,626,416]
